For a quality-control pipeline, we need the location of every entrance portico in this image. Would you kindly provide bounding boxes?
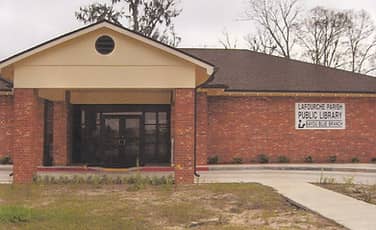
[0,21,214,184]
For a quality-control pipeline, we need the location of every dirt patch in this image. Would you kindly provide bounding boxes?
[0,183,345,229]
[316,183,376,205]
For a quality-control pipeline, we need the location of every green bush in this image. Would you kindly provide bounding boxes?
[371,158,376,164]
[256,154,269,164]
[277,155,289,163]
[207,155,219,164]
[304,155,313,163]
[351,157,360,163]
[32,174,174,186]
[232,157,243,164]
[0,155,12,164]
[328,155,337,163]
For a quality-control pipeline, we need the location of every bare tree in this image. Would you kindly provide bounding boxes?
[75,0,182,47]
[245,29,277,55]
[218,29,238,49]
[244,0,301,58]
[297,7,351,68]
[343,10,376,74]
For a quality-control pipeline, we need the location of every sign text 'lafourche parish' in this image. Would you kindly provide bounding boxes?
[295,103,346,130]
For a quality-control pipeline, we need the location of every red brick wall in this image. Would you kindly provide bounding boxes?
[173,89,195,184]
[0,96,13,159]
[196,92,208,165]
[13,89,45,183]
[207,96,376,163]
[52,98,71,166]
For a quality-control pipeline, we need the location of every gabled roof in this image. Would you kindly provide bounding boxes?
[183,49,376,94]
[0,20,214,75]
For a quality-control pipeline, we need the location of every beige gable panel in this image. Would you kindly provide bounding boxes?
[1,22,214,76]
[14,65,195,88]
[13,27,202,88]
[16,28,192,67]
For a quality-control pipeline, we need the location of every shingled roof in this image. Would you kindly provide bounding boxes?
[183,48,376,93]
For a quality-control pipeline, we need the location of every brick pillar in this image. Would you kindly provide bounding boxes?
[0,96,13,159]
[173,89,195,184]
[13,89,44,183]
[196,92,208,165]
[52,95,71,166]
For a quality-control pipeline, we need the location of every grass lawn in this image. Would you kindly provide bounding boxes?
[0,183,344,229]
[317,183,376,205]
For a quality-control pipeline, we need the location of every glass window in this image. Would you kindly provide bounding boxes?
[158,112,168,124]
[145,112,157,124]
[144,125,157,144]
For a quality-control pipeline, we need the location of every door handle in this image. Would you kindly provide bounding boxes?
[118,139,126,145]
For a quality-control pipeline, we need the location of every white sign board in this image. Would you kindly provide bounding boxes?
[295,103,345,130]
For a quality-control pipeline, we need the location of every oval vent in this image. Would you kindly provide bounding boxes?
[95,35,115,55]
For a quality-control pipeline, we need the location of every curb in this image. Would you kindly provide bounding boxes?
[197,165,376,173]
[0,165,12,171]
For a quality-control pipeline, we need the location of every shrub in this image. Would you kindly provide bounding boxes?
[304,155,313,163]
[256,154,269,164]
[319,176,336,184]
[351,157,360,163]
[33,174,174,186]
[371,158,376,164]
[277,155,289,163]
[328,155,337,163]
[0,155,12,165]
[232,157,243,164]
[207,155,219,164]
[343,176,354,185]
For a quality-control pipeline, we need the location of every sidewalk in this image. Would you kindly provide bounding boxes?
[199,169,376,230]
[263,181,376,230]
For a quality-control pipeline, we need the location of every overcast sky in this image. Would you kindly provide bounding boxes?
[1,0,376,60]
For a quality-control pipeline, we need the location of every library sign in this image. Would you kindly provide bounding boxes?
[295,103,346,130]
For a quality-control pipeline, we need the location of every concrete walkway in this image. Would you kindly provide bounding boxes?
[199,170,376,230]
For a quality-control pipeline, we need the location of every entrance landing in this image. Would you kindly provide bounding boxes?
[36,166,174,178]
[37,166,173,173]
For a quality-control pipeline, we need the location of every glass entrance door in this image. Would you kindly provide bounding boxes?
[102,116,141,167]
[72,105,171,167]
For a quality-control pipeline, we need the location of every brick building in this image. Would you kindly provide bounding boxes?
[0,21,375,184]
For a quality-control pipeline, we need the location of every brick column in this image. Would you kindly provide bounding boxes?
[173,89,195,184]
[196,92,208,165]
[13,89,44,183]
[52,96,71,166]
[0,96,13,159]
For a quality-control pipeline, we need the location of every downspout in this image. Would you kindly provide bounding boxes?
[193,88,200,178]
[193,68,217,178]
